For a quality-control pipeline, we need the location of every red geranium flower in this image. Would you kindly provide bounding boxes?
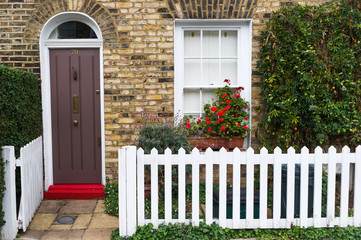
[196,119,201,124]
[211,107,217,112]
[207,128,211,132]
[217,110,224,116]
[226,100,230,103]
[224,79,231,85]
[244,117,248,121]
[206,117,209,121]
[207,121,212,124]
[234,94,240,98]
[221,94,228,98]
[244,105,248,109]
[236,123,241,126]
[186,124,191,128]
[185,120,190,123]
[217,119,224,124]
[220,126,226,131]
[237,86,244,92]
[243,126,248,129]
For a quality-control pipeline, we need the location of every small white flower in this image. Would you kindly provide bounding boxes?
[342,86,347,91]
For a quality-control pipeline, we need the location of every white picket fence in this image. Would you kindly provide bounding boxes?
[119,145,361,236]
[1,136,43,240]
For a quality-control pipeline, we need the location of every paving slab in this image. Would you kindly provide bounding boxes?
[28,213,58,231]
[59,200,97,214]
[49,224,72,230]
[40,230,84,240]
[37,200,64,213]
[17,229,44,239]
[72,214,92,230]
[88,213,118,229]
[82,229,113,240]
[94,199,106,213]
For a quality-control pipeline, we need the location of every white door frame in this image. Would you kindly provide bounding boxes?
[40,12,105,190]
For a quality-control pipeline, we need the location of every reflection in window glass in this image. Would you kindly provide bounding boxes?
[49,21,97,39]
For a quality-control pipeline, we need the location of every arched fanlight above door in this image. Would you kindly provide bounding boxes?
[49,21,98,39]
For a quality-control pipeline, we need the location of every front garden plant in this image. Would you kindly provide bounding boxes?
[257,0,361,151]
[183,79,250,140]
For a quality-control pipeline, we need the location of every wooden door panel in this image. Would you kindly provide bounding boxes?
[50,49,101,184]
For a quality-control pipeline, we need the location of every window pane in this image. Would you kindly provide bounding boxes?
[49,21,97,39]
[203,59,219,85]
[221,59,237,84]
[184,59,201,85]
[221,31,237,57]
[202,89,217,111]
[203,31,219,58]
[184,89,200,115]
[184,31,201,57]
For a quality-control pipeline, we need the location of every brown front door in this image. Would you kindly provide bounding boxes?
[50,48,101,184]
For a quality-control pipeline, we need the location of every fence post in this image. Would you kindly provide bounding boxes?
[1,146,17,240]
[118,146,137,237]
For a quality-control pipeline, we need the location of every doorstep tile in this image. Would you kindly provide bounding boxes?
[17,229,44,239]
[72,214,92,230]
[37,200,63,214]
[94,200,106,213]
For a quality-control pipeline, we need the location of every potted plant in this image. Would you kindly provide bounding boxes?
[183,79,250,150]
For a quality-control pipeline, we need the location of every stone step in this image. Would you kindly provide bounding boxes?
[44,184,105,199]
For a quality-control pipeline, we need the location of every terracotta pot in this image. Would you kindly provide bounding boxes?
[187,136,245,151]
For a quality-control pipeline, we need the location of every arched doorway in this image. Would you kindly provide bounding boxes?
[40,12,105,190]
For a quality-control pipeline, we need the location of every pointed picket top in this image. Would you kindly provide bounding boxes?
[301,146,309,154]
[137,147,144,154]
[164,148,172,155]
[260,147,268,154]
[191,147,200,154]
[219,147,227,153]
[315,146,323,154]
[274,146,282,154]
[287,146,296,154]
[246,147,254,154]
[328,145,337,154]
[205,147,213,154]
[342,145,350,154]
[356,145,361,153]
[233,147,241,154]
[178,147,186,155]
[150,148,158,154]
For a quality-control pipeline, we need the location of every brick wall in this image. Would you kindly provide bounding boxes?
[0,0,327,181]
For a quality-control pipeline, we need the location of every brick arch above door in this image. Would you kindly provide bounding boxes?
[23,0,119,45]
[162,0,259,19]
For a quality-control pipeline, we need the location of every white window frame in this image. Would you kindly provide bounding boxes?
[174,19,252,118]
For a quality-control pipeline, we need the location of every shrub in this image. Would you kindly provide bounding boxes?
[0,65,42,229]
[104,183,119,216]
[257,0,361,151]
[135,115,191,154]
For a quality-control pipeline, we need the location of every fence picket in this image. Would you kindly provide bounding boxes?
[178,148,186,223]
[246,148,255,228]
[313,147,323,227]
[259,147,268,228]
[164,148,172,223]
[150,148,159,226]
[205,148,213,225]
[137,148,145,226]
[219,148,227,227]
[191,148,200,226]
[340,146,350,227]
[232,148,241,229]
[327,146,337,227]
[300,147,310,227]
[286,147,296,227]
[126,146,137,235]
[118,148,127,235]
[273,147,282,228]
[354,146,361,226]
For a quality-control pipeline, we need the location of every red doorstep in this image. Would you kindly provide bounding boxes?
[44,184,105,199]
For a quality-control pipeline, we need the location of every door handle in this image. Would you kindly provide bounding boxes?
[73,120,78,126]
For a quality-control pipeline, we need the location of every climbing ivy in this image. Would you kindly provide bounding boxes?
[257,0,361,151]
